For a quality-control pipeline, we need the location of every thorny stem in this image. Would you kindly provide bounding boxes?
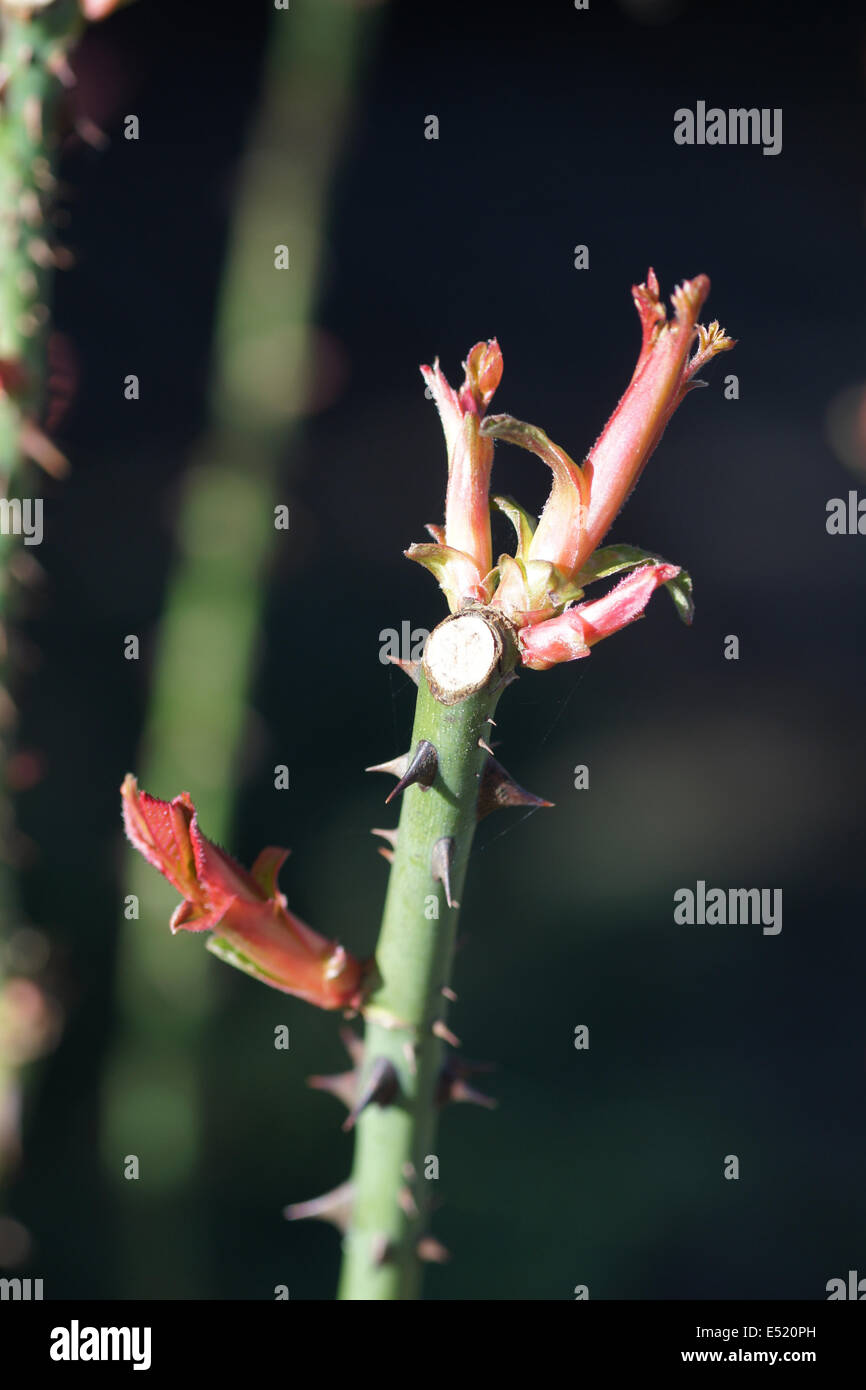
[0,0,78,498]
[0,1,79,792]
[0,0,79,1180]
[338,608,518,1300]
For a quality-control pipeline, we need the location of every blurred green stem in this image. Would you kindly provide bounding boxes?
[0,0,78,504]
[0,0,80,1182]
[107,0,376,1295]
[0,0,78,807]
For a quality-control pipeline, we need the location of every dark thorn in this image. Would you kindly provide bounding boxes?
[284,1180,354,1233]
[384,739,438,804]
[431,835,459,908]
[342,1056,400,1133]
[476,756,554,821]
[437,1055,498,1109]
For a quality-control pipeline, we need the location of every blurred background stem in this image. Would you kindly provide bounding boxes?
[0,0,79,1187]
[104,0,377,1296]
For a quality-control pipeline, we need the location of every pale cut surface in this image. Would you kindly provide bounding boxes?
[424,613,497,698]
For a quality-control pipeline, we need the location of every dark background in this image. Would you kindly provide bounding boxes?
[4,0,865,1299]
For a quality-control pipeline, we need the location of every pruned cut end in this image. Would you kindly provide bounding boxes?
[423,610,506,705]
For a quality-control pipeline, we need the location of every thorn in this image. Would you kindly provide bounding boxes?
[437,1055,498,1110]
[307,1068,357,1111]
[431,836,459,909]
[417,1236,450,1264]
[402,1041,417,1076]
[363,1004,411,1031]
[448,1078,498,1110]
[384,739,437,804]
[306,1027,365,1111]
[384,653,421,685]
[340,1026,364,1067]
[47,50,76,88]
[398,1186,419,1218]
[366,751,410,779]
[402,1161,416,1181]
[476,756,554,821]
[371,827,398,849]
[74,116,109,150]
[27,238,65,270]
[22,95,41,144]
[477,736,495,756]
[284,1180,354,1233]
[8,551,45,587]
[494,670,519,694]
[32,158,53,192]
[342,1056,399,1133]
[372,827,398,863]
[370,1234,392,1267]
[486,716,497,726]
[18,190,41,227]
[441,985,457,1002]
[18,419,69,478]
[433,1019,460,1048]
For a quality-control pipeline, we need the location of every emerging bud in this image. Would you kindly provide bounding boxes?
[581,270,734,563]
[410,272,733,668]
[121,776,367,1011]
[408,340,503,611]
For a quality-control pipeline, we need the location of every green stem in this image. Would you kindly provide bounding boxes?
[0,0,80,488]
[0,0,80,747]
[338,607,518,1300]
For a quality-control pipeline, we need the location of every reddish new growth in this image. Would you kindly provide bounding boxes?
[121,776,367,1011]
[409,270,734,670]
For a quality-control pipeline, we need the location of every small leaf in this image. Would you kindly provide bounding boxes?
[664,567,694,625]
[491,494,536,562]
[573,544,694,625]
[405,541,492,610]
